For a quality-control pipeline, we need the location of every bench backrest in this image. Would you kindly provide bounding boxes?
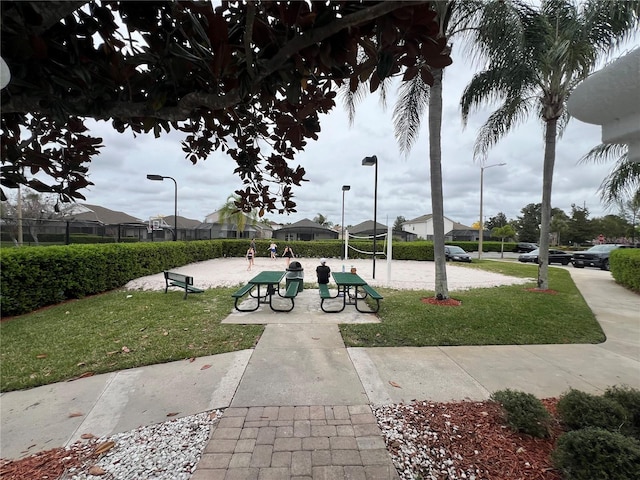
[164,271,193,285]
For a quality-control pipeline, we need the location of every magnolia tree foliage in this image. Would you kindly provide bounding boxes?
[0,0,450,213]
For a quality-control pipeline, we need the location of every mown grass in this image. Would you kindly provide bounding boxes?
[341,264,605,347]
[0,288,263,392]
[1,262,605,392]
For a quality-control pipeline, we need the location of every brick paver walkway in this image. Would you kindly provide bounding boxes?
[191,405,400,480]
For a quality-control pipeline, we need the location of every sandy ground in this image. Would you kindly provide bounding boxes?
[124,256,533,292]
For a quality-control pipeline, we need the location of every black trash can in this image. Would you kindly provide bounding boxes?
[286,261,304,292]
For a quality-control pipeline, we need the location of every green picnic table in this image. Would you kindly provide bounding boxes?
[232,270,300,312]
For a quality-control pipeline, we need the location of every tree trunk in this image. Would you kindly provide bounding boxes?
[538,117,557,290]
[429,69,449,299]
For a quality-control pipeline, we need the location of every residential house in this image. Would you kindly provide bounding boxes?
[61,203,146,240]
[348,220,416,241]
[273,218,338,241]
[198,210,273,239]
[148,214,202,241]
[402,214,476,241]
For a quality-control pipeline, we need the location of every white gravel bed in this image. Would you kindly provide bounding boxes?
[61,410,222,480]
[374,404,481,480]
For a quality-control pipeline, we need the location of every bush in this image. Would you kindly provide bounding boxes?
[557,389,628,433]
[610,248,640,292]
[552,427,640,480]
[604,385,640,440]
[490,389,551,438]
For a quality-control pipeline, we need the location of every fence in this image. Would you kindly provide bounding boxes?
[0,218,211,246]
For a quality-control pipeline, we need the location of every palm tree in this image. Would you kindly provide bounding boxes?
[461,0,639,289]
[218,194,258,239]
[392,1,485,299]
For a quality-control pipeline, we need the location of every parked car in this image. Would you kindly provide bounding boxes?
[512,242,538,253]
[518,248,573,265]
[445,245,472,263]
[572,244,624,271]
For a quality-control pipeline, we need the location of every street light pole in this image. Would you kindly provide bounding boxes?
[362,156,378,279]
[478,162,506,260]
[341,185,350,260]
[147,174,178,241]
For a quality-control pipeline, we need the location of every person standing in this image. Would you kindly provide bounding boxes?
[269,242,277,260]
[282,245,294,266]
[246,246,255,271]
[249,240,256,267]
[316,258,331,284]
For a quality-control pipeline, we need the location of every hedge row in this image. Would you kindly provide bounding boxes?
[610,248,640,292]
[0,239,550,317]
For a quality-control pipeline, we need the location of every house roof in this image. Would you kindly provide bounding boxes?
[403,213,458,225]
[277,218,334,232]
[62,204,143,224]
[349,220,388,234]
[161,215,202,229]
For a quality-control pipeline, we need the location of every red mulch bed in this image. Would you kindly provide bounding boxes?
[524,288,558,295]
[421,297,462,306]
[0,441,97,480]
[380,398,563,480]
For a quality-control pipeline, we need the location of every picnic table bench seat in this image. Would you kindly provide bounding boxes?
[164,271,204,299]
[357,284,383,313]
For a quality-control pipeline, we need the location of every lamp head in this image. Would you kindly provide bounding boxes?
[147,174,164,181]
[361,155,377,166]
[342,185,351,191]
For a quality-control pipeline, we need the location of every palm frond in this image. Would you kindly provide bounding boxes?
[473,96,535,160]
[339,81,369,127]
[599,156,640,207]
[578,143,628,165]
[392,76,430,157]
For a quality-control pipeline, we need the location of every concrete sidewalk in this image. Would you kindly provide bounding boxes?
[1,267,638,476]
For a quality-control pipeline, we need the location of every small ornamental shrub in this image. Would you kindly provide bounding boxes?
[604,385,640,440]
[552,427,640,480]
[490,389,551,438]
[557,389,628,433]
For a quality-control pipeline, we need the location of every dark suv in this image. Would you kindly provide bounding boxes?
[512,242,538,253]
[572,244,625,271]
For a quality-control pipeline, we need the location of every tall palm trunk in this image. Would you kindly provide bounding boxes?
[429,69,449,299]
[538,117,557,290]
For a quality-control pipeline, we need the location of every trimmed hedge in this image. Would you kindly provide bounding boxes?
[1,241,221,317]
[610,248,640,292]
[552,428,640,480]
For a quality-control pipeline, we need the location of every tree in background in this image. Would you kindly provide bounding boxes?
[485,212,508,232]
[393,216,406,232]
[567,204,594,246]
[516,203,542,243]
[1,191,59,245]
[491,224,516,258]
[218,195,258,239]
[313,214,333,228]
[618,192,640,244]
[549,210,570,246]
[461,0,639,289]
[1,1,449,214]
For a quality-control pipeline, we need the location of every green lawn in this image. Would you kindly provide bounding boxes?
[1,263,605,392]
[341,263,605,347]
[0,288,263,392]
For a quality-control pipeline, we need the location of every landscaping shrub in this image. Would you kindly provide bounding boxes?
[552,427,640,480]
[490,389,551,438]
[557,389,628,433]
[610,248,640,292]
[604,385,640,440]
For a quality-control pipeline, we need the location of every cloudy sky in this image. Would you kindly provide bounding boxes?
[78,39,635,229]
